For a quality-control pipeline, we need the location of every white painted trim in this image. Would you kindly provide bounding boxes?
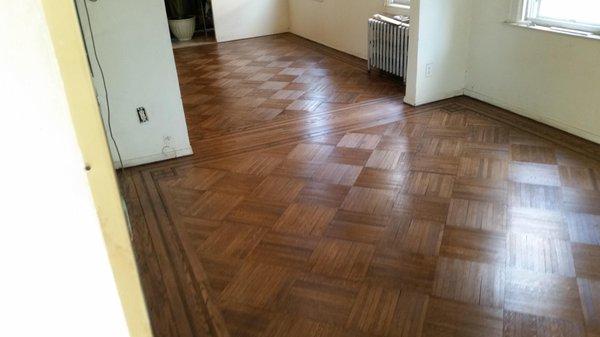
[464,89,600,144]
[384,3,411,16]
[403,95,416,106]
[406,89,465,106]
[511,0,600,34]
[113,146,194,168]
[506,21,600,42]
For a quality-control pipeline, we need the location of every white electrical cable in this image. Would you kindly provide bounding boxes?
[82,0,125,170]
[79,0,134,237]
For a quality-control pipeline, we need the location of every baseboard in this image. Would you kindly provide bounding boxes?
[464,89,600,145]
[216,29,290,43]
[113,146,194,169]
[282,33,368,69]
[288,29,367,60]
[409,89,465,106]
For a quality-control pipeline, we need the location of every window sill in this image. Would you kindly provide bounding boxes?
[506,21,600,42]
[384,4,410,16]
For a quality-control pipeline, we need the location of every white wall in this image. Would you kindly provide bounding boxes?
[0,1,129,336]
[287,0,471,106]
[465,0,600,143]
[289,0,393,59]
[77,0,192,167]
[213,0,289,42]
[405,0,472,105]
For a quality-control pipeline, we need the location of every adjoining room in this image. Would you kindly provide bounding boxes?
[166,0,216,48]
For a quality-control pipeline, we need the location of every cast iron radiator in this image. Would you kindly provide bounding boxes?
[368,14,410,82]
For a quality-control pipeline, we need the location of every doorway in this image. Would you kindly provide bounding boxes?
[164,0,216,49]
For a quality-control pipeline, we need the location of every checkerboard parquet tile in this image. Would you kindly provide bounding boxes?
[175,35,405,140]
[150,104,600,336]
[125,34,600,337]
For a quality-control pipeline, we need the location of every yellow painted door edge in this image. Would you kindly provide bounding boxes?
[39,1,153,336]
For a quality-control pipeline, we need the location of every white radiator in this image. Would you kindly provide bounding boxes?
[368,15,410,82]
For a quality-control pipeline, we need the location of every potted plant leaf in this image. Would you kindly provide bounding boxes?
[166,0,196,41]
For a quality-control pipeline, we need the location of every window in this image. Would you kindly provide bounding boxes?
[389,0,410,7]
[521,0,600,34]
[386,0,410,15]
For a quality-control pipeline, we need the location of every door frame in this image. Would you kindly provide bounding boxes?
[40,1,153,336]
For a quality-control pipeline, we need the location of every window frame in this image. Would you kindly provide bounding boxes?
[385,0,410,15]
[521,0,600,35]
[389,0,410,6]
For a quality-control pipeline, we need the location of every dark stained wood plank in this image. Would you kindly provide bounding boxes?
[433,257,504,308]
[312,163,362,186]
[251,176,306,204]
[503,310,585,337]
[310,238,375,281]
[337,133,382,150]
[294,181,350,208]
[507,233,575,277]
[446,198,507,232]
[368,250,438,294]
[346,286,428,336]
[324,210,387,244]
[225,198,286,227]
[380,218,444,256]
[276,274,360,326]
[341,187,397,215]
[571,243,600,280]
[505,268,584,322]
[422,297,503,337]
[220,262,296,309]
[577,278,600,335]
[440,226,506,264]
[272,203,336,237]
[566,212,600,245]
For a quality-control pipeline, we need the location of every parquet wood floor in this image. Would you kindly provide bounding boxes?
[123,33,600,337]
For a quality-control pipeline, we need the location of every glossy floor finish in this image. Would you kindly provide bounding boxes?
[175,34,404,143]
[124,34,600,337]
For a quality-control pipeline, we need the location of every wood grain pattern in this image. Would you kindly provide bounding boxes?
[347,286,428,336]
[341,186,397,215]
[365,150,403,170]
[503,311,585,337]
[571,243,600,280]
[251,176,306,204]
[277,274,360,326]
[272,203,336,236]
[220,263,295,309]
[577,278,600,335]
[433,257,505,308]
[423,297,503,337]
[440,226,506,264]
[447,198,506,232]
[505,269,583,322]
[381,218,444,256]
[325,210,387,244]
[508,208,569,239]
[507,233,575,277]
[312,163,362,186]
[310,238,375,281]
[567,212,600,245]
[337,133,382,150]
[122,33,600,337]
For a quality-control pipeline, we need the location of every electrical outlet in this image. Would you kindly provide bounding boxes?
[162,136,176,158]
[425,63,433,77]
[137,107,149,123]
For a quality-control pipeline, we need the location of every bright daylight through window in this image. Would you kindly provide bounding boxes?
[389,0,410,7]
[523,0,600,34]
